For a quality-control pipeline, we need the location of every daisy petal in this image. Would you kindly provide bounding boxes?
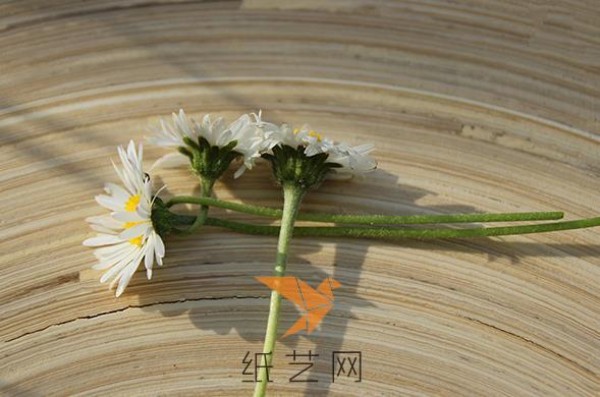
[151,152,189,170]
[84,234,124,247]
[144,234,155,277]
[119,222,151,240]
[100,248,139,284]
[115,251,145,297]
[95,195,124,212]
[153,233,165,266]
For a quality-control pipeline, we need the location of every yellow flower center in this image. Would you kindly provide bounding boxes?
[308,130,323,142]
[293,128,323,142]
[129,236,143,247]
[125,194,140,212]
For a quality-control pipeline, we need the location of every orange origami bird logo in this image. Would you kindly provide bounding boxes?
[256,276,341,338]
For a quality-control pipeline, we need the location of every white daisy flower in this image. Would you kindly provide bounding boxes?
[83,141,165,297]
[147,109,270,177]
[265,123,377,178]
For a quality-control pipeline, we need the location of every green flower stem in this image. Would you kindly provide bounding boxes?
[166,195,564,225]
[253,185,305,397]
[292,216,600,239]
[187,178,215,232]
[173,215,600,240]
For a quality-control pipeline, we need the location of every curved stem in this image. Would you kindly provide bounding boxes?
[186,179,215,233]
[253,185,305,397]
[166,195,564,225]
[173,215,600,240]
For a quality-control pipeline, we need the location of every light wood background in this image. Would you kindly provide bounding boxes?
[1,1,599,396]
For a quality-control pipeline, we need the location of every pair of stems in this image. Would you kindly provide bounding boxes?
[167,195,566,225]
[169,194,600,240]
[176,215,600,240]
[170,188,599,397]
[186,178,215,233]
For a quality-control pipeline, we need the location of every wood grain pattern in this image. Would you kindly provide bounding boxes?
[1,1,599,396]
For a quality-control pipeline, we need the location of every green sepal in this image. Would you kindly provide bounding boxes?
[150,197,178,238]
[178,146,193,160]
[262,144,341,190]
[178,138,241,180]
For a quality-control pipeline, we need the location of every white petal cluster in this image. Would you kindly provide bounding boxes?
[149,109,376,179]
[264,123,377,178]
[148,109,271,176]
[83,141,165,297]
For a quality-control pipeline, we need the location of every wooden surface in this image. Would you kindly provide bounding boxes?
[1,1,599,396]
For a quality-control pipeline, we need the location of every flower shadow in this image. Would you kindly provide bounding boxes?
[127,167,599,395]
[134,166,506,393]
